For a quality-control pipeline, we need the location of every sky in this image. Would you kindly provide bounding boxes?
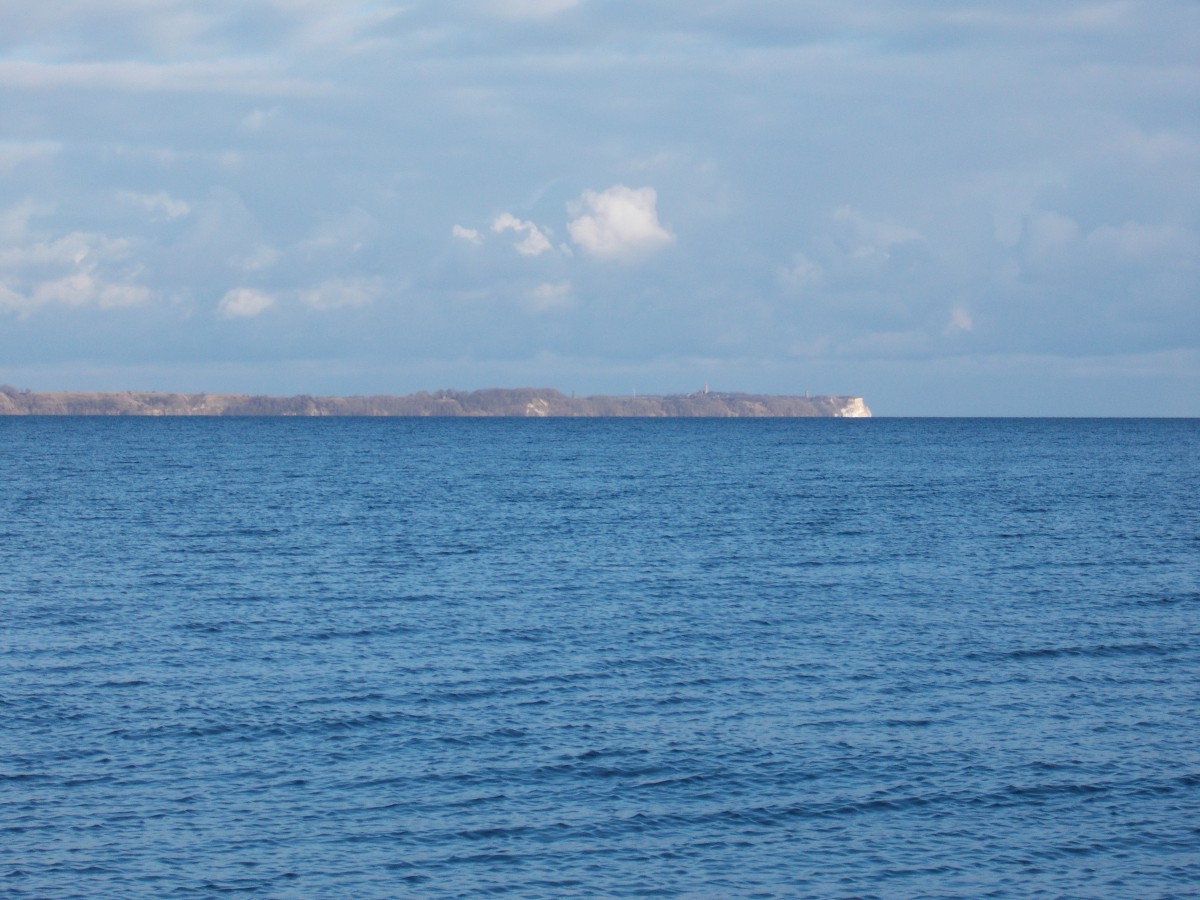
[1,1,1197,415]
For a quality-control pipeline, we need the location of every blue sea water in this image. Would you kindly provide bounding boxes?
[2,417,1198,898]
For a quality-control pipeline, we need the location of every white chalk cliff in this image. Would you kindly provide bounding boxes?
[835,397,872,418]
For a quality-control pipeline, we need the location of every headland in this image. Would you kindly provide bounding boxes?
[0,385,871,417]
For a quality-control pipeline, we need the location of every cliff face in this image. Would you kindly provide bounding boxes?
[836,397,872,418]
[0,385,871,418]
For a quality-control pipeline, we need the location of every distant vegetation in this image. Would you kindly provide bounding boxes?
[0,385,870,417]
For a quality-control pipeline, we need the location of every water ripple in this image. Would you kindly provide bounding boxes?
[2,417,1198,897]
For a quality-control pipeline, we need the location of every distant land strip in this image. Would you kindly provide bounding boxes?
[0,386,871,418]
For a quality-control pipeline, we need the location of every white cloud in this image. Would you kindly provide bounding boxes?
[525,280,574,313]
[0,203,149,316]
[29,273,149,310]
[492,212,552,256]
[0,232,92,269]
[567,185,673,260]
[302,277,382,310]
[0,204,135,270]
[119,190,191,220]
[218,287,275,319]
[0,270,149,316]
[452,224,482,244]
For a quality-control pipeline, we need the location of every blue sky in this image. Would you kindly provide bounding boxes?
[1,1,1197,414]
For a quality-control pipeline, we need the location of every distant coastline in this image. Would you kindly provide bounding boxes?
[0,386,871,418]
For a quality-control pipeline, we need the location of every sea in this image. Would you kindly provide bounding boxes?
[2,417,1198,898]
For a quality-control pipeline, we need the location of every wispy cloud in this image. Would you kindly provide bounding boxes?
[831,206,925,264]
[945,306,973,335]
[300,208,377,253]
[0,2,400,60]
[525,280,574,313]
[0,140,61,171]
[779,253,823,290]
[230,245,281,272]
[118,190,191,221]
[486,0,584,20]
[301,277,382,311]
[0,60,328,96]
[452,224,482,244]
[1086,221,1199,263]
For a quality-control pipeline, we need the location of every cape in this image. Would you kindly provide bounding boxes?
[0,386,871,417]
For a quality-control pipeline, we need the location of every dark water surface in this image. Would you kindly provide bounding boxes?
[2,418,1198,898]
